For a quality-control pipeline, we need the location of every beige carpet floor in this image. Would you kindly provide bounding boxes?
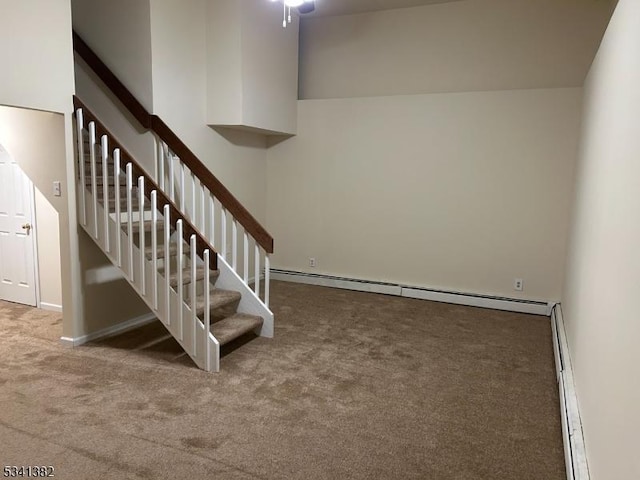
[0,281,565,480]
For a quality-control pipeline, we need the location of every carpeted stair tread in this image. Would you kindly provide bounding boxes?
[86,176,127,187]
[145,243,179,259]
[123,218,166,234]
[196,289,241,316]
[211,313,263,346]
[83,165,116,177]
[106,196,143,210]
[94,185,137,200]
[158,265,219,287]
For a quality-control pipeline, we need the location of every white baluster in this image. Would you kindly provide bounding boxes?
[169,153,175,202]
[204,249,211,371]
[209,195,215,243]
[151,190,158,310]
[126,163,134,281]
[200,185,206,234]
[153,138,158,184]
[232,220,238,271]
[243,232,249,283]
[114,149,122,267]
[76,108,87,226]
[164,204,171,326]
[191,171,196,222]
[157,140,165,190]
[89,121,98,238]
[265,255,270,308]
[177,219,184,341]
[254,244,260,297]
[101,135,110,252]
[221,208,227,258]
[179,163,185,211]
[190,234,197,357]
[138,176,146,295]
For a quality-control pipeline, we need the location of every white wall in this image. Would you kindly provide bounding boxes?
[72,0,154,111]
[149,0,268,223]
[239,0,299,134]
[266,0,609,301]
[562,0,640,478]
[34,190,62,309]
[0,0,75,113]
[74,64,157,175]
[207,0,243,126]
[299,0,614,99]
[267,88,581,301]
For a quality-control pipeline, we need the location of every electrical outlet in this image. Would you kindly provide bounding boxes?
[309,257,317,268]
[514,278,523,291]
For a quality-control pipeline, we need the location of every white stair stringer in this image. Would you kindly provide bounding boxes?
[215,256,274,338]
[79,183,221,372]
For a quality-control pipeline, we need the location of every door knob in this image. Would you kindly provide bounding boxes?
[22,223,31,233]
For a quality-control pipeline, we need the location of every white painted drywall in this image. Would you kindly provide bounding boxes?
[267,88,582,301]
[240,0,299,134]
[0,0,75,113]
[72,0,154,111]
[299,0,614,99]
[34,189,62,309]
[562,0,640,478]
[74,62,157,175]
[206,0,299,134]
[207,0,243,126]
[0,0,69,308]
[149,0,268,223]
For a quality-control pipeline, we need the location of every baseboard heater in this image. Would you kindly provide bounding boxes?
[271,269,552,316]
[551,304,590,480]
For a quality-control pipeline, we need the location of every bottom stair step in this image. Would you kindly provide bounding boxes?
[213,313,263,346]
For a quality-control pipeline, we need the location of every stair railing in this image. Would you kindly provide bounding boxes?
[73,31,273,308]
[151,119,272,307]
[74,97,219,370]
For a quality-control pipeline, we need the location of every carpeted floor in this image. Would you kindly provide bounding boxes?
[0,281,565,480]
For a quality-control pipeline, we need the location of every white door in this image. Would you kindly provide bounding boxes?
[0,146,37,306]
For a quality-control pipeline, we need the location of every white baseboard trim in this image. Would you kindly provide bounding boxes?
[551,304,590,480]
[271,269,551,316]
[60,312,157,347]
[40,302,62,313]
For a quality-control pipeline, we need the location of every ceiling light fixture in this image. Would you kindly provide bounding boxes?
[270,0,315,28]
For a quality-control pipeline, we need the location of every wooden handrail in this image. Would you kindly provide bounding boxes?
[72,31,274,254]
[74,96,218,270]
[73,32,151,129]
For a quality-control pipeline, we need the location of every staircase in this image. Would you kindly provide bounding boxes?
[73,35,274,373]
